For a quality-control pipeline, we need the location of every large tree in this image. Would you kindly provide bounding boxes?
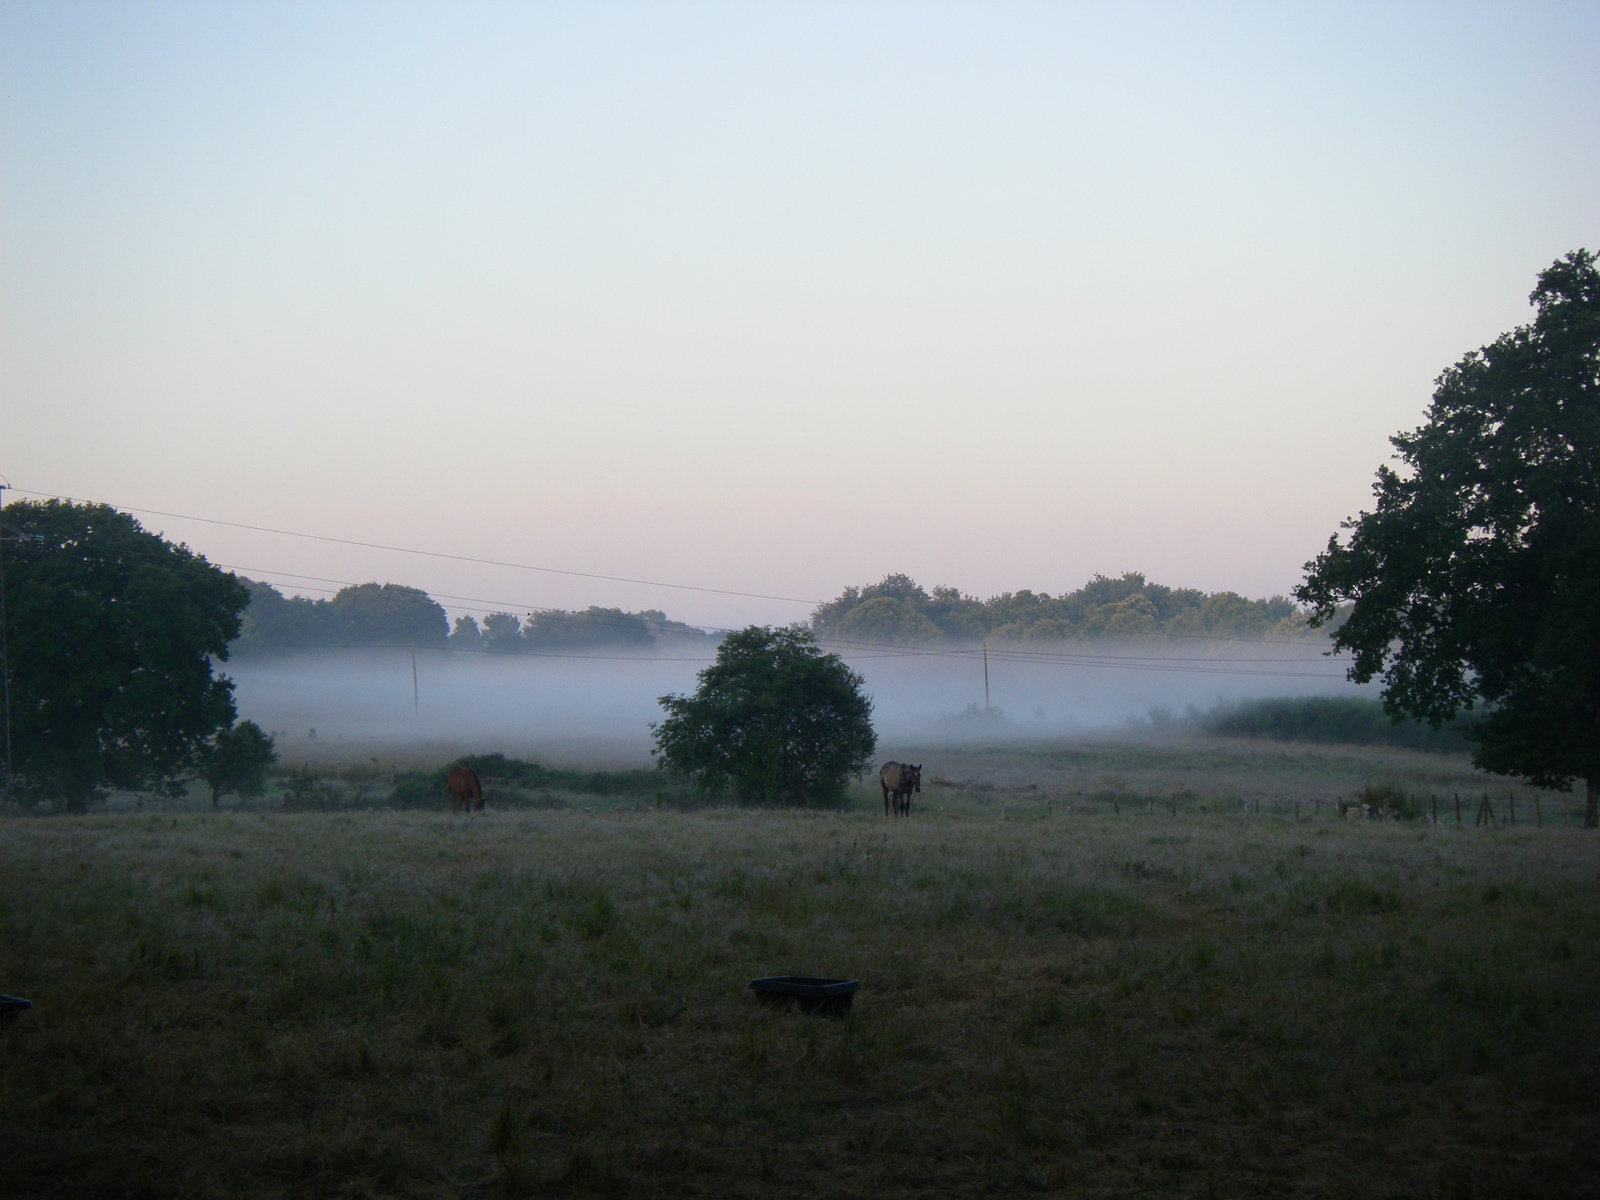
[1296,250,1600,824]
[2,500,248,810]
[653,626,876,805]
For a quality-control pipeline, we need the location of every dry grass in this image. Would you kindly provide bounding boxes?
[3,738,1598,1198]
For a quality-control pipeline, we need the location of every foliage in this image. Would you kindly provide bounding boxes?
[2,500,247,809]
[232,579,447,653]
[480,611,524,653]
[653,626,877,805]
[1296,250,1600,822]
[197,720,277,808]
[811,571,1310,644]
[236,585,711,656]
[524,606,656,650]
[1203,696,1473,753]
[327,583,448,647]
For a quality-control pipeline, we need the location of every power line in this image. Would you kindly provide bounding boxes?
[11,488,822,606]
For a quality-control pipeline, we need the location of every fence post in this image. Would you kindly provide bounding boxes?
[1455,793,1461,825]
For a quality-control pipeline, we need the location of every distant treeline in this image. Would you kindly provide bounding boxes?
[1203,696,1473,753]
[230,578,712,656]
[446,607,712,652]
[811,572,1315,644]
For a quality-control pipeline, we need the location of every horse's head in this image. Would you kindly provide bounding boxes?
[910,764,922,792]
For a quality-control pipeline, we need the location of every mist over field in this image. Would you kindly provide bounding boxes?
[227,639,1367,766]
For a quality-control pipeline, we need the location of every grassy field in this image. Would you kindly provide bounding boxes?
[3,735,1598,1198]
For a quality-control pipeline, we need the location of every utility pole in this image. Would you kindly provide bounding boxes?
[0,482,12,802]
[411,645,419,713]
[983,641,990,711]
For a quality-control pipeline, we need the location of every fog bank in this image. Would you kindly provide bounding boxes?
[227,642,1371,766]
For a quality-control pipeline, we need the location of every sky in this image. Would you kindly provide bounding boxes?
[4,1,1598,630]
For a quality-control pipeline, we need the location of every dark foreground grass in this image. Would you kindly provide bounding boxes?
[2,805,1598,1198]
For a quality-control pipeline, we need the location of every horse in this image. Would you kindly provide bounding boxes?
[447,765,484,813]
[880,762,922,817]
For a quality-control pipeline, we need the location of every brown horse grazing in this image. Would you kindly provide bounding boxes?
[880,762,922,817]
[447,766,484,813]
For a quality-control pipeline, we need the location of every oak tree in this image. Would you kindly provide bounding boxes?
[3,500,248,810]
[1296,251,1600,824]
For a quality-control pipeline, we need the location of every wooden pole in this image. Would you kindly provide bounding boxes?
[1455,792,1461,825]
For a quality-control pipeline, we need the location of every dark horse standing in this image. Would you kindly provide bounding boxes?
[447,766,484,813]
[880,762,922,817]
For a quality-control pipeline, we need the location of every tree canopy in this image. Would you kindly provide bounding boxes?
[2,500,248,809]
[810,572,1308,644]
[239,583,710,656]
[652,626,876,805]
[1296,250,1600,823]
[199,720,277,809]
[232,579,447,653]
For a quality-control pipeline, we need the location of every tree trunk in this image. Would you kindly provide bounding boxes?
[1586,775,1598,829]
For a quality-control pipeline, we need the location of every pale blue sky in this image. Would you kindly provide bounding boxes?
[4,2,1597,627]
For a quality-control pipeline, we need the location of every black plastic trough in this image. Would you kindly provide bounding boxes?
[749,976,859,1017]
[0,995,33,1022]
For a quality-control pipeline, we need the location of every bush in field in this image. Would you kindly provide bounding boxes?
[653,626,876,805]
[198,720,277,808]
[1205,696,1472,753]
